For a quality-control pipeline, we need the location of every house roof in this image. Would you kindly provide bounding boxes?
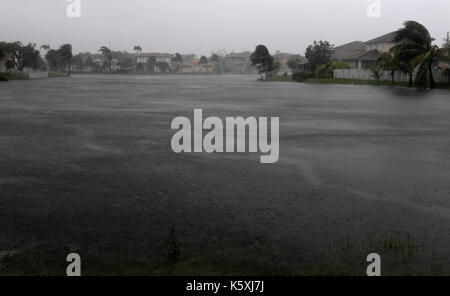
[332,41,367,60]
[226,52,251,59]
[273,52,294,59]
[365,32,397,45]
[344,49,380,62]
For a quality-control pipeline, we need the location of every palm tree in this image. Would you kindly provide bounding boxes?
[376,52,400,85]
[0,42,5,61]
[391,21,445,89]
[99,46,112,71]
[133,46,142,55]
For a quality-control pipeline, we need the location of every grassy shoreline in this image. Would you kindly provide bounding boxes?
[266,75,450,90]
[0,72,29,81]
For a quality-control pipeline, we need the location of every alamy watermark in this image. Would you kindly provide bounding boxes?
[366,0,381,18]
[66,0,81,18]
[66,253,81,276]
[170,109,279,164]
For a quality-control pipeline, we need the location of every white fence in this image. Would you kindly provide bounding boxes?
[333,69,409,81]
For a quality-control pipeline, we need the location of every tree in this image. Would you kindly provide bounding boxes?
[250,45,274,75]
[199,56,208,64]
[72,54,84,72]
[371,66,382,85]
[146,56,157,72]
[57,44,73,76]
[85,56,94,72]
[99,46,112,71]
[376,52,400,85]
[305,40,334,73]
[0,42,5,61]
[172,53,183,63]
[287,55,304,71]
[45,49,60,71]
[133,46,142,54]
[292,70,311,82]
[155,61,169,73]
[315,61,349,78]
[210,53,219,63]
[391,21,446,89]
[121,57,134,71]
[4,42,44,72]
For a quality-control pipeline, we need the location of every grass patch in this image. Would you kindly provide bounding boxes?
[306,78,410,87]
[265,75,294,82]
[0,72,29,80]
[0,231,440,276]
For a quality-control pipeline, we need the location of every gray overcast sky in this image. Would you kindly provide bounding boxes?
[1,0,449,55]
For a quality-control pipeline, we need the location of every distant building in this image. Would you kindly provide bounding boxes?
[224,52,253,73]
[0,53,14,72]
[273,51,306,73]
[136,53,173,71]
[181,54,197,63]
[332,41,367,61]
[181,59,216,73]
[341,49,380,70]
[365,32,397,53]
[333,32,398,70]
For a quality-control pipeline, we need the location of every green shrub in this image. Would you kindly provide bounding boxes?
[315,61,350,78]
[292,70,311,82]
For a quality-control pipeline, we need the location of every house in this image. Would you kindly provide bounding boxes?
[0,52,14,72]
[136,52,173,71]
[180,59,216,73]
[332,41,367,61]
[224,52,253,73]
[341,49,380,70]
[365,32,397,53]
[273,52,306,73]
[333,32,398,70]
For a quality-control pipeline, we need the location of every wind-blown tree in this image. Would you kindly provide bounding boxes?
[133,46,142,54]
[45,49,61,71]
[146,56,157,72]
[155,61,169,73]
[391,21,446,89]
[376,52,400,85]
[210,53,220,72]
[315,61,349,78]
[441,42,450,86]
[305,40,334,74]
[250,45,274,76]
[199,56,208,64]
[121,57,134,71]
[4,42,44,72]
[171,53,183,72]
[371,66,382,85]
[40,44,50,52]
[85,56,94,72]
[210,53,219,63]
[0,42,5,61]
[397,59,415,87]
[99,46,112,71]
[173,53,183,63]
[287,55,304,71]
[57,44,73,76]
[72,54,84,72]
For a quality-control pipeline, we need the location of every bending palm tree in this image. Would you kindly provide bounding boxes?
[391,21,445,89]
[376,52,400,85]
